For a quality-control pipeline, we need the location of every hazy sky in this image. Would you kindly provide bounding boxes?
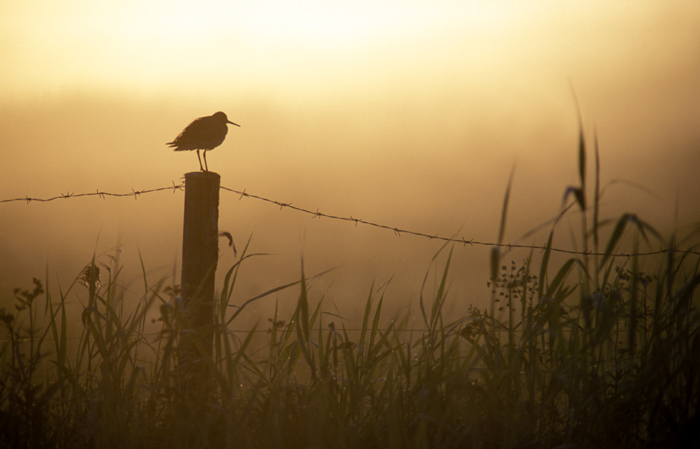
[1,0,699,322]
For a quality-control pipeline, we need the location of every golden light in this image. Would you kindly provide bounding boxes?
[0,0,699,310]
[0,0,571,96]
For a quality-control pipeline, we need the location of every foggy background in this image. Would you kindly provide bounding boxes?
[1,0,699,327]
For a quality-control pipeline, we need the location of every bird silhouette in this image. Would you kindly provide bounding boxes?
[167,111,240,172]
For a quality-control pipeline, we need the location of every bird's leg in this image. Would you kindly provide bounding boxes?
[196,150,204,172]
[203,150,209,172]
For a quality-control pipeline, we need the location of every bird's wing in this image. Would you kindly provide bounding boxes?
[168,117,210,149]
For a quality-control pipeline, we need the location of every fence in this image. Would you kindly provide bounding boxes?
[2,178,699,353]
[2,182,697,258]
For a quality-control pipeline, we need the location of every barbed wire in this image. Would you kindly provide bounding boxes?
[0,182,184,203]
[222,186,692,257]
[2,183,699,258]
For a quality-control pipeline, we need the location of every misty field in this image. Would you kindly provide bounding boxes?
[2,139,699,449]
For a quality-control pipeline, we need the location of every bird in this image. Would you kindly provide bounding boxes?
[167,111,240,172]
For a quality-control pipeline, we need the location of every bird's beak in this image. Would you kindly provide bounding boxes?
[228,120,241,127]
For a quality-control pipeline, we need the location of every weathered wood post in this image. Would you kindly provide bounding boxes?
[179,171,220,391]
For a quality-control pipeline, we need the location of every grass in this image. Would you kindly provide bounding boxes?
[2,133,699,448]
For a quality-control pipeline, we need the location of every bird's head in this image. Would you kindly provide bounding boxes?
[213,111,241,127]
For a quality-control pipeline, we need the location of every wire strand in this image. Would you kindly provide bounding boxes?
[2,183,698,258]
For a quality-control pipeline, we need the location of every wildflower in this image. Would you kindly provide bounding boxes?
[589,291,607,309]
[79,265,101,290]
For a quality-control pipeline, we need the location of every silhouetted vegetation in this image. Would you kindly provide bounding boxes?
[2,135,699,448]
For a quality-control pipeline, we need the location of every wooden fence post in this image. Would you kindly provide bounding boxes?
[179,171,220,391]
